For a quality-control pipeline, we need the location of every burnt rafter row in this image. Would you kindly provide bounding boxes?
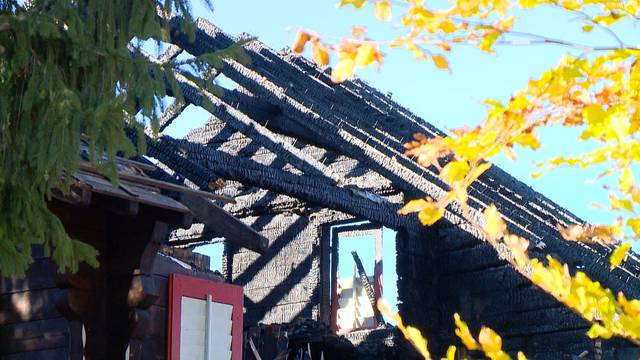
[165,137,423,234]
[138,46,341,186]
[169,70,343,184]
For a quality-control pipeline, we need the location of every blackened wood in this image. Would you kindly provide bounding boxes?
[172,71,342,184]
[179,193,268,253]
[350,252,383,325]
[158,100,187,132]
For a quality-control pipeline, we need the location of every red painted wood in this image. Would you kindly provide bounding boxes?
[167,273,243,360]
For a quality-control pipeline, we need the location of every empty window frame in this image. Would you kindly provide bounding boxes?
[322,222,396,334]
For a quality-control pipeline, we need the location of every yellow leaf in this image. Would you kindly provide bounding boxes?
[418,204,445,225]
[478,326,503,354]
[479,31,500,53]
[504,234,530,268]
[627,218,640,237]
[468,162,492,181]
[609,194,633,212]
[609,242,632,269]
[495,16,515,32]
[440,160,469,184]
[374,0,392,21]
[519,0,546,8]
[560,0,580,10]
[454,313,479,350]
[443,345,456,360]
[620,168,635,193]
[582,24,594,32]
[355,42,380,67]
[292,31,311,54]
[433,55,449,69]
[351,26,367,38]
[311,42,329,66]
[514,132,540,150]
[406,326,431,359]
[483,205,506,243]
[331,51,356,83]
[517,352,528,360]
[618,292,640,316]
[586,323,614,339]
[399,198,429,214]
[439,20,457,33]
[338,0,367,8]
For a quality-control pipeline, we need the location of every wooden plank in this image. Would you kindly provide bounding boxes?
[0,332,69,354]
[0,347,69,360]
[51,181,92,207]
[0,259,56,294]
[0,317,68,341]
[0,288,61,325]
[79,161,234,204]
[179,193,268,254]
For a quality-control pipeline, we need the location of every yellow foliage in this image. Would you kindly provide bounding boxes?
[479,327,511,360]
[609,242,632,269]
[483,205,506,244]
[311,41,330,66]
[440,160,470,184]
[292,31,311,54]
[374,0,392,22]
[338,0,367,8]
[432,54,449,69]
[331,55,356,83]
[355,42,378,67]
[377,299,432,359]
[453,313,479,350]
[418,204,445,225]
[442,346,456,360]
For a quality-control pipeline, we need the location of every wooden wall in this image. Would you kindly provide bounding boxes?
[225,211,329,326]
[0,248,76,359]
[397,219,640,359]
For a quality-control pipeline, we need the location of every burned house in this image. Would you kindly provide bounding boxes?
[3,16,640,360]
[140,18,640,359]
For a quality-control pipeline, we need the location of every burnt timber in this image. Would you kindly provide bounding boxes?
[131,17,640,359]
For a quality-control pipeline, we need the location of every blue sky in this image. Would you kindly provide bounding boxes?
[181,1,640,317]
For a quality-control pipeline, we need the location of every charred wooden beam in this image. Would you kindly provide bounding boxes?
[127,128,218,191]
[132,156,267,254]
[178,193,268,254]
[158,100,188,132]
[350,251,383,325]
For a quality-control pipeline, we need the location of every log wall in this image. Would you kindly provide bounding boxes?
[397,220,640,359]
[0,251,77,359]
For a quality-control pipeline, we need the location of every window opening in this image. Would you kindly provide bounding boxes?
[326,222,397,334]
